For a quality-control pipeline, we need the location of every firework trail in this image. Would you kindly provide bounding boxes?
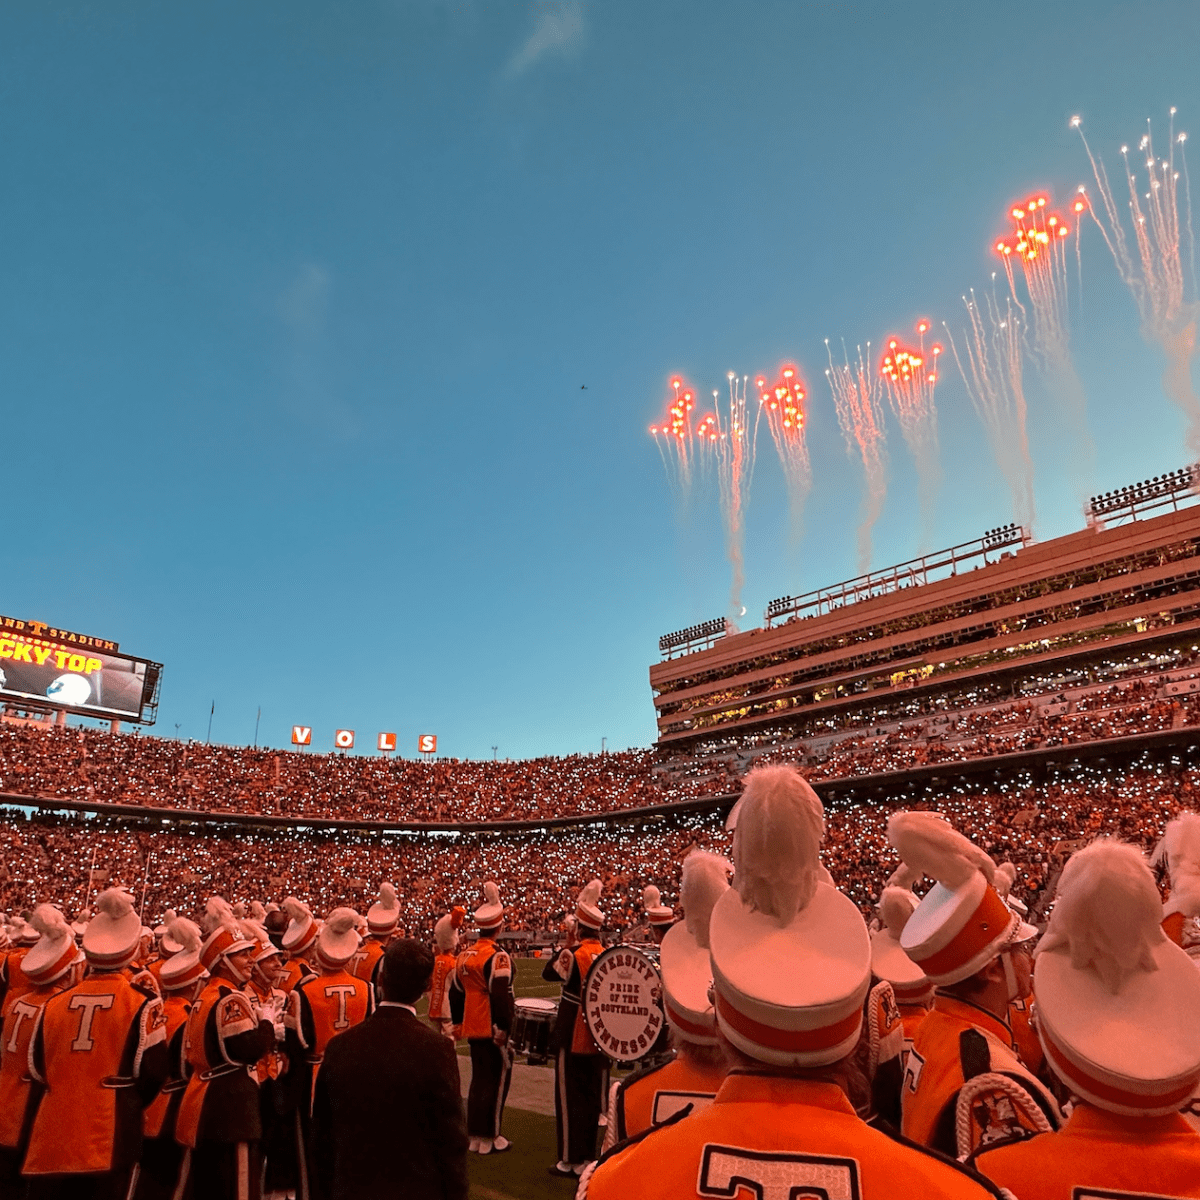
[945,285,1036,529]
[825,340,886,573]
[695,373,758,623]
[1075,110,1200,454]
[994,190,1093,479]
[649,377,698,494]
[755,365,812,540]
[880,321,943,540]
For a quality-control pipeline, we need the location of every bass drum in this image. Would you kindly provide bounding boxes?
[583,945,665,1064]
[511,997,558,1065]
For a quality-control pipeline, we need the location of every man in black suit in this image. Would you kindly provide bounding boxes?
[313,938,469,1200]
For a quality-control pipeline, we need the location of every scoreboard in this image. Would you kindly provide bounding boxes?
[0,616,162,724]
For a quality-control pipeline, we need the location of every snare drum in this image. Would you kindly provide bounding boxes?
[512,997,558,1064]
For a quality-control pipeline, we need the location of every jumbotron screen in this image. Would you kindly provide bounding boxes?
[0,627,158,721]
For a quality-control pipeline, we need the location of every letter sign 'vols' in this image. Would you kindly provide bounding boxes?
[418,734,437,754]
[335,729,355,749]
[291,726,312,746]
[377,732,396,752]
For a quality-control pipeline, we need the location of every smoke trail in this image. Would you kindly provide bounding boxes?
[825,340,887,573]
[1076,112,1200,455]
[755,367,813,547]
[945,288,1036,530]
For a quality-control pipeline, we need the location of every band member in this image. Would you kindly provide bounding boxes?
[353,884,400,990]
[279,898,319,994]
[0,906,84,1198]
[604,853,730,1151]
[135,918,207,1200]
[582,765,1003,1200]
[455,883,514,1156]
[544,879,607,1177]
[174,897,275,1200]
[888,811,1060,1158]
[22,889,168,1199]
[0,916,39,1010]
[642,886,675,945]
[974,838,1200,1198]
[429,906,465,1039]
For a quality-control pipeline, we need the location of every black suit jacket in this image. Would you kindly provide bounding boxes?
[313,1004,469,1200]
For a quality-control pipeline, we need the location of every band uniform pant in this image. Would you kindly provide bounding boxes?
[555,1050,608,1165]
[467,1038,513,1140]
[24,1168,137,1200]
[174,1140,262,1200]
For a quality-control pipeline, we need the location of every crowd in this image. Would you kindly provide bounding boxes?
[2,755,1195,936]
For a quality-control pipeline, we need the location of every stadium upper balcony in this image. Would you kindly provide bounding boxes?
[650,468,1200,748]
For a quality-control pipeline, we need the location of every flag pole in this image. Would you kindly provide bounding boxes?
[140,852,154,918]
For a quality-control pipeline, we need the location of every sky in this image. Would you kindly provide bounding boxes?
[2,0,1199,759]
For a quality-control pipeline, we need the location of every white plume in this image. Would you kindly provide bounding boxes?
[165,916,202,956]
[376,883,398,910]
[30,904,71,942]
[282,896,312,925]
[681,851,731,950]
[1161,812,1200,918]
[201,896,238,935]
[249,901,266,922]
[482,881,501,906]
[887,811,996,888]
[232,902,246,920]
[995,862,1017,899]
[1039,839,1163,994]
[886,862,920,890]
[95,887,136,921]
[577,878,602,908]
[731,765,826,923]
[642,885,662,909]
[324,907,359,937]
[434,912,458,952]
[879,886,919,939]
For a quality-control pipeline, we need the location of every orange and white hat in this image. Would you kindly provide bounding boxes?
[642,885,675,931]
[199,897,257,970]
[1035,839,1200,1117]
[159,917,208,992]
[473,882,504,932]
[367,883,400,936]
[574,880,604,932]
[709,764,871,1067]
[434,906,466,954]
[83,889,144,971]
[889,811,1024,986]
[1156,812,1200,942]
[240,919,282,964]
[15,916,40,947]
[659,851,730,1045]
[870,867,933,1005]
[23,905,84,987]
[315,908,362,969]
[281,896,319,956]
[156,909,183,955]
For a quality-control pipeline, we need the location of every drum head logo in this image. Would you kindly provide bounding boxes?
[584,946,664,1062]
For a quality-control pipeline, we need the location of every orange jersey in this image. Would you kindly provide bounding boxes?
[280,957,315,994]
[973,1102,1200,1199]
[429,952,457,1024]
[23,974,166,1175]
[583,1072,1004,1200]
[902,994,1061,1158]
[349,938,386,987]
[0,983,64,1150]
[286,968,371,1109]
[0,948,33,1008]
[142,992,192,1139]
[899,1004,930,1071]
[546,939,603,1054]
[246,980,287,1084]
[456,938,513,1040]
[610,1052,726,1146]
[1008,998,1043,1074]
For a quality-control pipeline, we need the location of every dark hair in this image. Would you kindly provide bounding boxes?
[264,909,288,949]
[381,938,435,1005]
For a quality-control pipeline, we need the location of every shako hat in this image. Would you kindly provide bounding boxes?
[574,880,604,931]
[15,916,40,947]
[70,909,90,941]
[281,896,319,955]
[23,905,84,986]
[366,883,400,936]
[1035,839,1200,1116]
[240,918,282,963]
[660,851,730,1045]
[870,865,933,1004]
[709,764,871,1067]
[473,882,504,931]
[1156,812,1200,943]
[888,811,1023,986]
[434,906,466,953]
[156,909,183,955]
[83,888,143,970]
[159,916,208,991]
[642,885,675,930]
[315,908,362,969]
[199,897,257,970]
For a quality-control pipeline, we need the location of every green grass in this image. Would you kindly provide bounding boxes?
[468,1108,590,1200]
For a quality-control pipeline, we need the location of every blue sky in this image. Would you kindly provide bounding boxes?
[2,0,1199,758]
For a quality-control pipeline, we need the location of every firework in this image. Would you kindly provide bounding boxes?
[755,365,812,536]
[945,285,1035,529]
[825,340,886,573]
[1075,110,1200,453]
[695,373,758,622]
[649,377,698,492]
[880,321,942,538]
